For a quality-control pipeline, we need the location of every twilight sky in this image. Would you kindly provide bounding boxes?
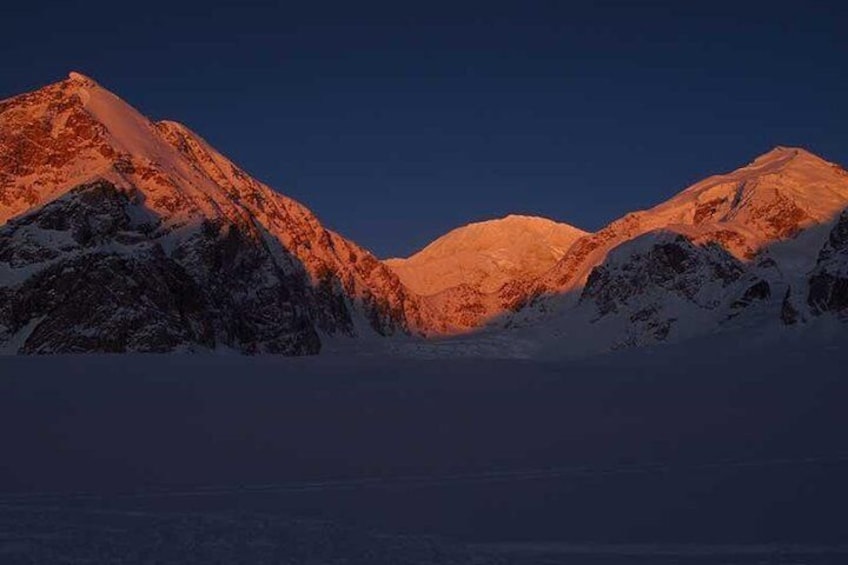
[2,0,846,257]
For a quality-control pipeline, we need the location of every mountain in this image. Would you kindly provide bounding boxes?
[0,72,432,353]
[385,215,586,295]
[808,208,848,316]
[2,73,846,356]
[504,147,848,356]
[531,147,848,295]
[383,215,586,332]
[382,146,848,342]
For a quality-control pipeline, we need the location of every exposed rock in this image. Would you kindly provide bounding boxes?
[3,73,848,356]
[808,209,848,316]
[581,234,745,316]
[781,287,801,325]
[534,147,848,301]
[730,280,771,312]
[0,74,431,353]
[571,232,752,350]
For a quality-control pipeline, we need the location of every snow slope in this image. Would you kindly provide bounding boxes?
[385,214,586,295]
[382,214,587,333]
[1,73,847,355]
[537,146,848,295]
[384,146,848,344]
[0,72,432,353]
[497,147,848,355]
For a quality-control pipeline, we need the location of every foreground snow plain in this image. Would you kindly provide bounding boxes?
[1,322,847,563]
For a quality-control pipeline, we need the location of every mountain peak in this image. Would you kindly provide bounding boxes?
[763,145,803,155]
[385,214,587,298]
[496,213,566,226]
[747,145,799,166]
[448,213,583,234]
[747,145,832,170]
[0,73,430,352]
[67,71,97,85]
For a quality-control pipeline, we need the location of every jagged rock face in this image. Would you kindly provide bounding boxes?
[152,119,426,337]
[0,73,430,353]
[729,279,771,313]
[0,78,116,223]
[6,251,214,354]
[533,147,848,300]
[582,235,745,315]
[808,209,848,316]
[574,233,755,349]
[0,181,323,353]
[492,146,848,353]
[3,73,848,356]
[781,287,801,325]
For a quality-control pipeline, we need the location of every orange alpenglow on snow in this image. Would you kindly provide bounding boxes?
[2,73,848,354]
[0,72,434,353]
[534,146,848,296]
[385,214,587,295]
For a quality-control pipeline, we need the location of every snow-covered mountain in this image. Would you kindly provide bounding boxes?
[384,215,586,332]
[504,147,848,356]
[386,215,586,295]
[1,73,846,356]
[533,147,848,295]
[0,73,432,353]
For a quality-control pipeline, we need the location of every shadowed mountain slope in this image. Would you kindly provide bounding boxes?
[0,73,433,353]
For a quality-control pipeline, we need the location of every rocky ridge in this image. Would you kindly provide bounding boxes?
[2,73,847,355]
[0,73,431,353]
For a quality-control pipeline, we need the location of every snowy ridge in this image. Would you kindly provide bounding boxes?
[1,73,847,355]
[384,214,586,331]
[494,147,848,355]
[533,146,848,297]
[385,214,586,295]
[0,73,432,353]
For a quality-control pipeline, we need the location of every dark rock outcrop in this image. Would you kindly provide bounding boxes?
[0,181,323,353]
[0,74,433,354]
[808,209,848,316]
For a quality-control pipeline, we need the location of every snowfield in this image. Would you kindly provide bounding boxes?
[1,324,847,563]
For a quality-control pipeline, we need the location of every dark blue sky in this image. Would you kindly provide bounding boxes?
[2,1,846,257]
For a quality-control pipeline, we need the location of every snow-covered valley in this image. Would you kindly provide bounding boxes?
[1,326,847,563]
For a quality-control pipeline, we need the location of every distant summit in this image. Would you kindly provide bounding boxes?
[385,214,586,295]
[67,71,97,86]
